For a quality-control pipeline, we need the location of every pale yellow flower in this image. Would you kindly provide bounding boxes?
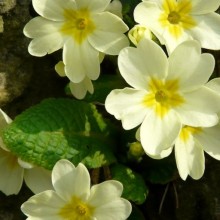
[21,159,132,220]
[0,109,52,195]
[105,39,220,156]
[24,0,129,83]
[135,0,220,52]
[174,123,220,180]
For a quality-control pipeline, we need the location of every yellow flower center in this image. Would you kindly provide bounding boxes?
[159,0,196,38]
[60,8,96,44]
[143,78,184,118]
[179,126,202,142]
[76,205,87,215]
[59,196,94,220]
[155,90,168,103]
[77,18,88,30]
[167,11,180,24]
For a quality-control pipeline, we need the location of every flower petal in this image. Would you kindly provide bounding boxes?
[163,27,193,54]
[27,35,64,57]
[0,149,23,195]
[178,111,218,128]
[0,109,12,126]
[24,17,64,57]
[24,167,53,194]
[69,77,94,99]
[175,135,193,180]
[88,180,123,206]
[191,0,220,14]
[175,134,205,180]
[17,158,34,169]
[140,110,181,155]
[52,160,90,201]
[134,1,164,43]
[55,61,66,77]
[106,0,123,18]
[187,142,204,180]
[32,0,76,21]
[23,17,63,38]
[89,12,129,55]
[118,38,168,90]
[93,198,132,220]
[189,13,220,50]
[75,0,111,12]
[21,190,65,219]
[134,2,159,25]
[146,147,173,159]
[92,12,128,33]
[177,87,220,127]
[0,109,12,151]
[105,88,150,129]
[168,41,215,91]
[63,38,100,83]
[195,124,220,160]
[206,77,220,93]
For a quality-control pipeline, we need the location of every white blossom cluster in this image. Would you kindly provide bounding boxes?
[0,0,220,219]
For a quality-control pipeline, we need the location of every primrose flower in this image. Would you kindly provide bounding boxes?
[21,159,132,220]
[174,123,220,180]
[0,109,52,195]
[105,39,220,157]
[24,0,129,83]
[141,78,220,180]
[134,0,220,53]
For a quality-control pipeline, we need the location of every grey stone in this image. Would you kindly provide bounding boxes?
[0,0,16,14]
[0,16,3,32]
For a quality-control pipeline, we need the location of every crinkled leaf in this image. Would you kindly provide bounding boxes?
[110,164,148,204]
[3,98,117,169]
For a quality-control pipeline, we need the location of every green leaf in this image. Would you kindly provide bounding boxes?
[85,74,127,103]
[3,98,117,169]
[141,154,178,184]
[110,164,148,204]
[128,204,145,220]
[120,0,141,28]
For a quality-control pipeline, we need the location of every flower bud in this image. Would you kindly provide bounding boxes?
[128,25,152,46]
[128,142,145,159]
